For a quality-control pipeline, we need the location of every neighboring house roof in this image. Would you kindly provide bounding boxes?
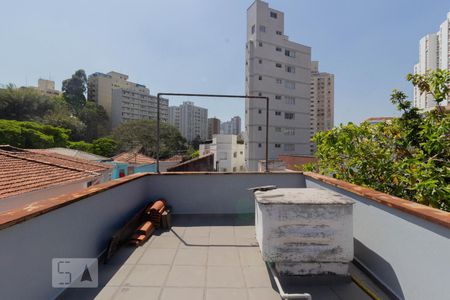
[112,152,156,165]
[161,154,184,163]
[0,145,103,200]
[166,153,214,172]
[33,147,110,162]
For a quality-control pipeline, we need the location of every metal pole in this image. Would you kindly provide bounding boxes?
[156,94,161,173]
[155,93,270,173]
[265,96,269,173]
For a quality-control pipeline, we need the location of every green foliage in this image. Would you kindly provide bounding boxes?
[91,137,118,157]
[0,119,69,148]
[112,120,187,158]
[190,150,200,159]
[78,101,110,141]
[62,69,87,114]
[67,140,93,153]
[311,71,450,211]
[0,85,55,121]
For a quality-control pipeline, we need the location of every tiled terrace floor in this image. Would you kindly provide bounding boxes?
[59,214,389,300]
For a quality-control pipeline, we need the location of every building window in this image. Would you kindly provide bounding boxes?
[251,25,255,34]
[270,11,278,18]
[233,152,237,158]
[284,128,295,136]
[285,96,295,104]
[275,63,282,68]
[258,75,262,80]
[233,167,237,172]
[276,31,282,35]
[258,126,262,131]
[258,92,262,96]
[276,46,282,52]
[275,111,281,116]
[284,144,295,151]
[286,65,295,73]
[275,127,282,132]
[276,78,282,84]
[260,25,266,32]
[258,143,262,148]
[285,112,295,120]
[258,109,262,114]
[275,144,281,148]
[275,95,282,100]
[285,49,295,57]
[258,59,262,64]
[285,80,295,89]
[259,42,263,47]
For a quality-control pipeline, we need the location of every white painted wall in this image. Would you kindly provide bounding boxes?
[199,134,245,172]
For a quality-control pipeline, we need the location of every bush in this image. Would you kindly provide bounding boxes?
[67,141,93,153]
[308,70,450,211]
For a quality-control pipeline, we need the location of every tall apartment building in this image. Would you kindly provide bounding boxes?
[199,134,245,172]
[208,118,221,139]
[413,12,450,110]
[310,61,334,153]
[221,116,241,135]
[245,0,312,171]
[88,71,168,128]
[169,101,208,142]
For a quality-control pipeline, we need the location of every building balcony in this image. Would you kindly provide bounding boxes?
[0,172,449,299]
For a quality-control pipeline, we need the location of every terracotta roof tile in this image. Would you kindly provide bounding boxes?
[112,152,156,165]
[0,146,104,199]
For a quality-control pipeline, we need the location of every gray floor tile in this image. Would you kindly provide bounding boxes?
[165,266,206,287]
[184,226,210,237]
[149,236,180,249]
[138,248,177,265]
[123,265,170,286]
[206,266,246,288]
[210,226,234,237]
[208,247,240,266]
[206,288,248,300]
[243,265,273,288]
[239,247,265,266]
[114,287,160,300]
[107,246,146,265]
[94,286,118,300]
[247,287,281,300]
[99,264,133,287]
[173,248,208,265]
[179,236,210,248]
[160,287,204,300]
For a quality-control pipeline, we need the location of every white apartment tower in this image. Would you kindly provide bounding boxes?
[310,61,334,153]
[245,0,312,171]
[88,71,168,128]
[221,116,241,135]
[413,12,450,110]
[169,101,208,142]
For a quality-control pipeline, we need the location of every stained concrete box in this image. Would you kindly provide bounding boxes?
[254,188,354,275]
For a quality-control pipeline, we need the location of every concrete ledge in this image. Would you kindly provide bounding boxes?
[304,172,450,229]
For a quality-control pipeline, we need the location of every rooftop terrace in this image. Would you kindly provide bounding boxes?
[0,172,449,300]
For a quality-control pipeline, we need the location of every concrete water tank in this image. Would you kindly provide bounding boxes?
[254,188,355,276]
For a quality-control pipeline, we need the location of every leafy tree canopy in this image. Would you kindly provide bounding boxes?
[78,101,110,141]
[92,137,118,157]
[112,120,187,159]
[62,69,87,114]
[307,70,450,211]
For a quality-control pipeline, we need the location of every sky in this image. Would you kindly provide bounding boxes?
[1,0,449,125]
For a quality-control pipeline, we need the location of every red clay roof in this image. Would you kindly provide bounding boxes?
[0,146,107,199]
[112,152,156,165]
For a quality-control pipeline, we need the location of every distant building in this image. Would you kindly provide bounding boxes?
[221,116,241,135]
[88,71,168,128]
[245,0,312,170]
[208,118,221,139]
[31,79,60,96]
[413,12,450,110]
[112,151,156,177]
[169,101,208,142]
[0,145,112,211]
[310,61,334,153]
[166,153,214,172]
[199,134,245,172]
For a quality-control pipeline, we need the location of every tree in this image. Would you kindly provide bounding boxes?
[68,141,93,153]
[307,71,450,211]
[62,69,87,114]
[0,119,69,148]
[112,120,187,158]
[42,97,86,141]
[0,85,55,121]
[78,102,110,141]
[190,135,203,150]
[92,137,118,157]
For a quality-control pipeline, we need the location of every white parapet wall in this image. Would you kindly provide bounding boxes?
[254,188,354,275]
